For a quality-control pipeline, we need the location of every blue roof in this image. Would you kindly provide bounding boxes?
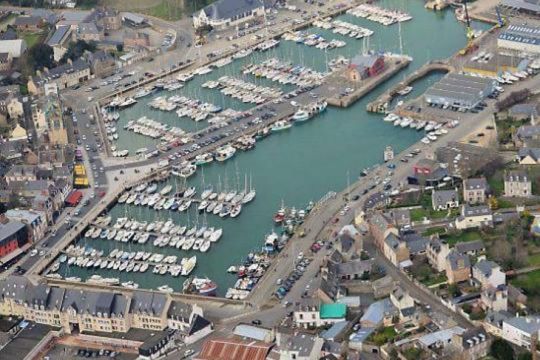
[499,24,540,46]
[360,298,395,325]
[47,26,70,46]
[321,321,349,340]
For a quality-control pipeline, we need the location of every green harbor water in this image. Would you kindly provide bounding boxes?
[58,0,491,295]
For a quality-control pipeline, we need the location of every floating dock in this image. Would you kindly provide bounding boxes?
[366,61,453,113]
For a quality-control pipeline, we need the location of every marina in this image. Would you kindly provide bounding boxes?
[48,0,491,296]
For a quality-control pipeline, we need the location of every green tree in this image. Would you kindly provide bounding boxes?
[60,40,97,63]
[517,352,532,360]
[448,283,461,298]
[490,339,515,360]
[25,43,54,72]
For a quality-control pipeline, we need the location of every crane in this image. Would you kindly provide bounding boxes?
[495,5,506,27]
[458,0,478,55]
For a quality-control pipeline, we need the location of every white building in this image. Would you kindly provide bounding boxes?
[0,40,27,58]
[502,316,540,349]
[193,0,266,30]
[455,205,493,230]
[498,24,540,55]
[472,260,506,289]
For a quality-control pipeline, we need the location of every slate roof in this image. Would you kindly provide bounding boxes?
[402,232,429,254]
[0,218,26,243]
[33,59,90,86]
[509,103,539,117]
[129,291,167,316]
[77,22,99,35]
[0,28,17,40]
[199,0,264,21]
[384,233,401,249]
[504,170,529,183]
[432,189,458,208]
[418,326,465,347]
[462,204,492,217]
[463,177,487,191]
[455,239,485,254]
[166,300,192,321]
[188,314,211,335]
[360,298,396,325]
[446,250,471,271]
[504,316,540,335]
[47,26,71,46]
[277,332,320,357]
[13,16,41,27]
[330,258,373,276]
[474,259,500,277]
[519,147,540,162]
[320,321,348,340]
[517,125,540,139]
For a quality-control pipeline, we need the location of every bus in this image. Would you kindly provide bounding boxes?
[75,148,83,161]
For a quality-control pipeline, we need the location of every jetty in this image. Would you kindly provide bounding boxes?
[325,54,412,108]
[366,61,453,113]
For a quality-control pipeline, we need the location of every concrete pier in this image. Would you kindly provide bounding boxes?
[325,55,412,108]
[366,61,453,113]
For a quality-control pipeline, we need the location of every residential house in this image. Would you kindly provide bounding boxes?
[274,332,324,360]
[481,285,508,312]
[455,239,485,256]
[484,310,511,337]
[6,209,47,243]
[417,326,466,351]
[327,258,373,280]
[346,54,385,81]
[129,291,169,331]
[449,327,490,360]
[360,298,397,328]
[0,27,17,40]
[431,189,459,211]
[368,212,398,250]
[390,286,417,322]
[463,177,488,204]
[192,0,266,30]
[401,232,429,255]
[516,125,540,147]
[13,16,42,31]
[336,224,361,259]
[56,10,93,30]
[166,300,201,332]
[47,25,72,62]
[0,53,12,72]
[99,8,121,30]
[0,215,28,262]
[28,58,91,95]
[509,103,539,120]
[502,316,540,349]
[31,87,68,145]
[383,233,410,267]
[427,238,450,272]
[122,13,148,28]
[321,321,349,341]
[504,170,532,197]
[518,148,540,165]
[293,300,346,329]
[472,260,506,289]
[0,40,27,58]
[455,204,493,230]
[389,208,411,228]
[76,22,101,42]
[314,271,346,303]
[195,338,274,360]
[85,50,116,78]
[445,250,471,284]
[4,165,38,185]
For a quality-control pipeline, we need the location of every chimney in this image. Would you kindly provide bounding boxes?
[0,213,9,224]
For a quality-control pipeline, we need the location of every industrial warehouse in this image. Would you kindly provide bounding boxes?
[423,73,497,110]
[497,23,540,55]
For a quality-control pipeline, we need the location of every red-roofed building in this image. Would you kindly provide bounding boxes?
[64,190,83,206]
[195,338,273,360]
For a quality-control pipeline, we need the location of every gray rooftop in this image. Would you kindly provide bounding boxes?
[418,326,465,347]
[47,26,71,46]
[502,0,540,12]
[432,189,458,208]
[130,291,167,316]
[0,219,26,244]
[321,321,349,340]
[167,300,192,320]
[519,148,540,162]
[474,259,500,277]
[504,316,540,335]
[233,324,272,341]
[463,177,487,191]
[360,298,396,325]
[425,73,495,103]
[455,239,485,254]
[463,204,492,217]
[447,250,471,271]
[505,170,529,182]
[199,0,264,21]
[517,125,540,139]
[278,332,320,357]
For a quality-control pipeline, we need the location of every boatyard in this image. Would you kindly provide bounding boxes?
[30,0,494,300]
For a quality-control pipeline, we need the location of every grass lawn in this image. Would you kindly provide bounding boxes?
[19,32,44,47]
[422,273,448,286]
[369,326,397,346]
[422,226,447,237]
[528,253,540,267]
[143,0,184,20]
[487,169,504,197]
[441,230,482,245]
[511,269,540,293]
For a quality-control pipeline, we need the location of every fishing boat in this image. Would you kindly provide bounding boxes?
[195,153,214,165]
[215,145,236,162]
[271,120,292,132]
[397,86,413,96]
[192,277,217,296]
[292,109,311,122]
[157,285,174,293]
